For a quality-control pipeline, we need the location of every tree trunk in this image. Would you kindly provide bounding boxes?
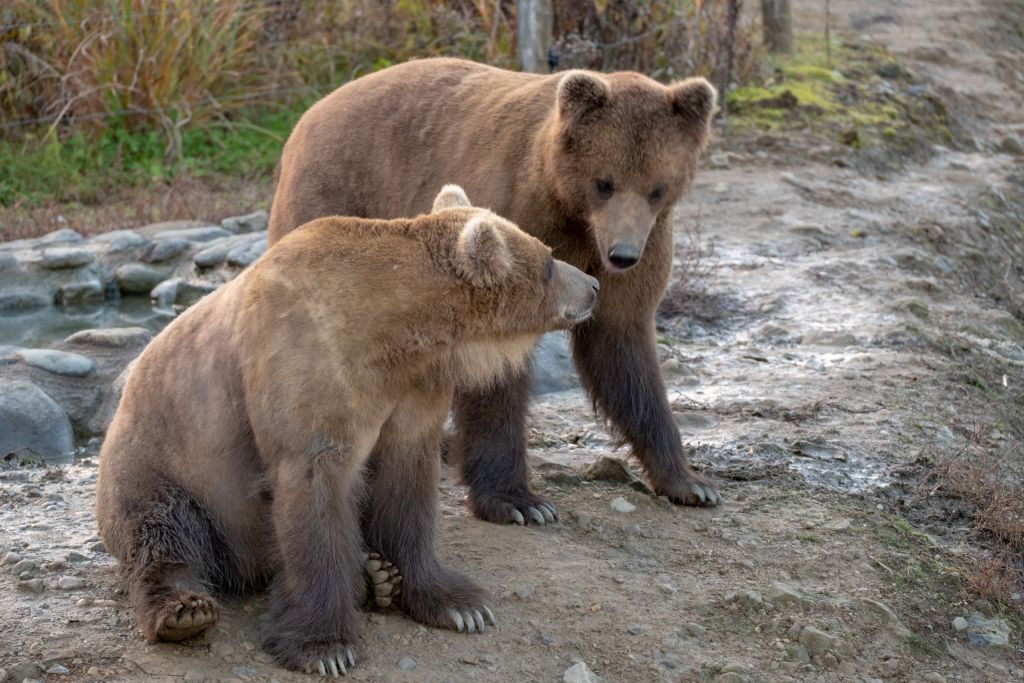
[517,0,553,73]
[762,0,794,54]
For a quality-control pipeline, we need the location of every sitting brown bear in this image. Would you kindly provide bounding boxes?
[95,186,598,676]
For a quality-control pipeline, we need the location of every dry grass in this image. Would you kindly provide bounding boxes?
[658,210,735,325]
[928,426,1024,607]
[0,173,273,241]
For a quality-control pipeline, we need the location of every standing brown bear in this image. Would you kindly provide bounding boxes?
[269,58,721,525]
[96,186,598,676]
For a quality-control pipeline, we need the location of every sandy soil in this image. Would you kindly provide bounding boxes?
[3,0,1024,681]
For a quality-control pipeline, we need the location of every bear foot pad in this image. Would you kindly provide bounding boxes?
[155,592,218,641]
[309,646,356,678]
[365,551,402,610]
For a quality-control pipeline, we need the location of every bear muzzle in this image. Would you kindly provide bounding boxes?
[607,243,641,271]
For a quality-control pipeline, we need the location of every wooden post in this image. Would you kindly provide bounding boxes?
[517,0,553,73]
[762,0,794,54]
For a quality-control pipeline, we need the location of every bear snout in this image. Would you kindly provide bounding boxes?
[607,243,641,271]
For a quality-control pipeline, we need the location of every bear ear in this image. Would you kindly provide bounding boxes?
[454,215,513,287]
[557,70,611,121]
[667,77,717,142]
[432,184,473,213]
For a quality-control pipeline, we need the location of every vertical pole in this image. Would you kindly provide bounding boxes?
[762,0,794,54]
[517,0,553,73]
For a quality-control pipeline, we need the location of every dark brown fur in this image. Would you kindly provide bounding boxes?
[268,58,721,523]
[96,187,598,673]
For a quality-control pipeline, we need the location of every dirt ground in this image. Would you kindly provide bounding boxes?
[3,0,1024,681]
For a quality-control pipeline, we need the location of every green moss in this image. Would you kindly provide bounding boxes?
[726,34,954,164]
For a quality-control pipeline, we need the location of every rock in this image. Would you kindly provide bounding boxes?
[531,331,579,394]
[514,585,535,600]
[1,552,22,566]
[89,230,149,252]
[226,238,268,267]
[38,247,95,270]
[923,674,946,683]
[961,612,1010,647]
[36,228,83,246]
[736,590,764,611]
[0,380,74,460]
[609,497,636,513]
[17,578,44,593]
[952,616,968,632]
[7,662,42,683]
[88,540,106,553]
[768,582,813,607]
[584,456,634,483]
[681,622,707,637]
[192,241,232,267]
[45,664,70,675]
[65,327,151,348]
[10,559,35,574]
[143,238,190,263]
[1000,136,1024,156]
[0,291,49,313]
[714,674,744,683]
[798,625,835,656]
[76,596,94,606]
[222,210,268,234]
[627,625,645,635]
[563,661,602,683]
[56,576,86,590]
[398,657,416,672]
[150,277,182,309]
[153,226,231,242]
[56,280,104,305]
[115,263,168,294]
[183,670,207,683]
[66,551,89,563]
[230,667,259,680]
[673,410,717,430]
[16,349,95,377]
[174,281,218,308]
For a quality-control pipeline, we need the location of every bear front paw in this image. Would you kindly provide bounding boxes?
[467,490,558,526]
[656,472,722,507]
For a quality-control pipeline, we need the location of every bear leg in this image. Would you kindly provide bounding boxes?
[450,363,559,525]
[363,394,496,633]
[123,490,227,642]
[261,452,364,674]
[572,314,722,506]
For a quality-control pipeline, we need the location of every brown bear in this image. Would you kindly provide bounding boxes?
[268,58,721,526]
[96,185,598,676]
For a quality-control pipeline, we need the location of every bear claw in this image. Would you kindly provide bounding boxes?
[313,647,355,678]
[446,606,496,633]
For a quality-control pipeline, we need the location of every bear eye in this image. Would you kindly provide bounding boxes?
[648,185,667,204]
[595,178,614,199]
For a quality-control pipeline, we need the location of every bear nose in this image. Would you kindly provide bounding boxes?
[608,244,639,270]
[589,275,600,292]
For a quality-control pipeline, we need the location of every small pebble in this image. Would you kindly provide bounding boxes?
[398,656,416,671]
[609,497,636,514]
[45,665,70,675]
[76,597,94,607]
[56,576,86,590]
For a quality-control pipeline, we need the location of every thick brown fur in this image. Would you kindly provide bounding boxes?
[268,58,721,522]
[96,187,598,673]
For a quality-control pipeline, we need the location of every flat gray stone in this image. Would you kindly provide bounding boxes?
[65,327,151,348]
[0,291,50,313]
[89,230,150,253]
[226,238,267,267]
[56,280,104,305]
[153,226,231,243]
[150,278,183,310]
[0,380,74,460]
[564,662,602,683]
[56,575,86,590]
[222,210,268,234]
[38,247,95,270]
[115,263,168,294]
[35,228,83,246]
[174,281,218,308]
[144,238,190,263]
[798,625,836,656]
[963,612,1010,647]
[17,349,96,377]
[0,253,18,270]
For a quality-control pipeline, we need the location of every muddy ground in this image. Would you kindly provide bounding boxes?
[3,0,1024,681]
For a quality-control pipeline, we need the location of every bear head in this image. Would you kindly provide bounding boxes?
[431,184,599,336]
[547,70,717,274]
